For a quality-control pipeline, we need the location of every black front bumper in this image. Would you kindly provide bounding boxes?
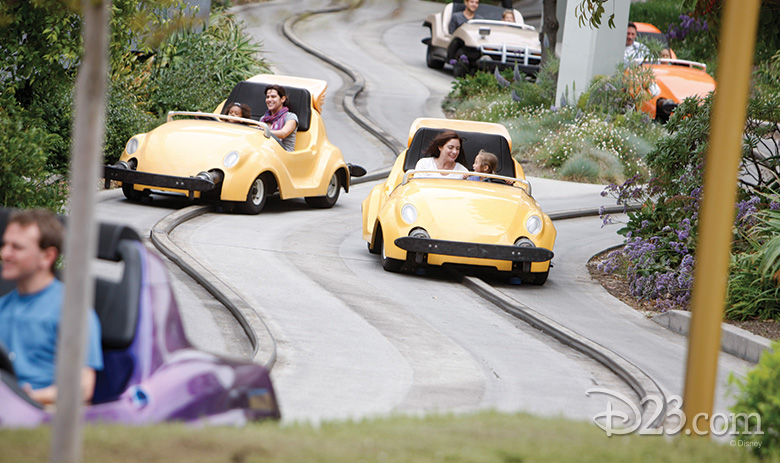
[104,165,217,199]
[395,237,553,262]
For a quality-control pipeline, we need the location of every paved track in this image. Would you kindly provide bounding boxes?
[96,0,752,426]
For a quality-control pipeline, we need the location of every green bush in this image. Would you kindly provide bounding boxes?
[104,82,157,164]
[730,340,780,458]
[628,0,683,32]
[559,149,623,183]
[0,95,67,211]
[150,12,270,115]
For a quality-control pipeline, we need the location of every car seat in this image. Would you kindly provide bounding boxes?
[403,127,515,177]
[222,81,312,132]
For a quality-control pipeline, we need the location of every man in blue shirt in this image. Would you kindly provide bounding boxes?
[0,209,103,405]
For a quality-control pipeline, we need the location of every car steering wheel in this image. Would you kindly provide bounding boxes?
[0,339,15,377]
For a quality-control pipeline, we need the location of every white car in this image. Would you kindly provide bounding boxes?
[422,2,541,77]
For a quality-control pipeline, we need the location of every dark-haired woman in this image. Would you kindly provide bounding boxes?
[414,130,469,178]
[260,84,298,151]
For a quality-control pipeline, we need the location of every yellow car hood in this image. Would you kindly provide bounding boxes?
[135,120,264,175]
[389,179,545,243]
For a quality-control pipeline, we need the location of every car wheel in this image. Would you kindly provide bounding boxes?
[368,226,382,255]
[305,172,341,209]
[381,237,404,272]
[121,183,146,202]
[238,174,269,214]
[426,44,445,69]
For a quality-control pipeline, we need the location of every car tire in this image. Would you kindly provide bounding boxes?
[426,45,445,69]
[305,172,341,209]
[238,174,269,214]
[368,226,382,255]
[121,183,146,202]
[381,237,404,272]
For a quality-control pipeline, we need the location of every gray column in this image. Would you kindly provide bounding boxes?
[555,0,630,106]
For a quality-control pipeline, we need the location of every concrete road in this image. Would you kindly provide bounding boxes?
[94,0,752,428]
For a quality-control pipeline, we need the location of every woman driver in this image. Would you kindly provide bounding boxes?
[414,130,469,178]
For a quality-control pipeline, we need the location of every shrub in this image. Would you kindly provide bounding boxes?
[628,0,683,32]
[667,14,717,70]
[0,95,67,211]
[560,149,623,184]
[150,13,270,114]
[730,340,780,458]
[104,82,157,164]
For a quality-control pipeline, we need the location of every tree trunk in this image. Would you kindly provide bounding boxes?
[51,0,110,461]
[540,0,559,68]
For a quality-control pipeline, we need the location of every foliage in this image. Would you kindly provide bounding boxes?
[0,1,270,205]
[597,95,709,310]
[730,338,780,458]
[582,62,655,116]
[666,14,717,69]
[149,12,270,115]
[726,201,780,320]
[104,82,158,164]
[448,69,511,102]
[599,88,780,318]
[525,109,653,179]
[446,57,663,184]
[691,0,780,63]
[559,149,623,183]
[629,0,684,32]
[0,94,67,211]
[574,0,615,29]
[753,50,780,98]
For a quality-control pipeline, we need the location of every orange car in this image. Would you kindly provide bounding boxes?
[632,22,716,122]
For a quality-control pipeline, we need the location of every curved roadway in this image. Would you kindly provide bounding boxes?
[96,0,751,426]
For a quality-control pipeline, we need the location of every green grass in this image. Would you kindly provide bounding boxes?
[0,411,765,463]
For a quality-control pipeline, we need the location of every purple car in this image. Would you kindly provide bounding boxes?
[0,211,279,427]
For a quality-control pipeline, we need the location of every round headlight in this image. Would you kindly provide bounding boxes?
[223,150,240,168]
[409,227,429,239]
[401,203,418,224]
[526,215,543,235]
[126,137,139,155]
[648,82,661,97]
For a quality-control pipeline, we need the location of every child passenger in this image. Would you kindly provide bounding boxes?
[466,150,498,181]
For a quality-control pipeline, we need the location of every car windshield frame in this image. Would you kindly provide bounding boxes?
[402,170,532,196]
[166,111,273,138]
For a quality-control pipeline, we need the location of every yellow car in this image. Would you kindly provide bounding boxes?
[104,75,362,214]
[361,118,556,284]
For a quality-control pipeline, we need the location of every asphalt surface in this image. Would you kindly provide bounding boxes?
[95,0,755,428]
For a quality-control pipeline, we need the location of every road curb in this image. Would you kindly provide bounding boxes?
[653,310,774,364]
[460,275,667,428]
[149,205,277,369]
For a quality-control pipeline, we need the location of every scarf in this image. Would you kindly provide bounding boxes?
[260,106,289,131]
